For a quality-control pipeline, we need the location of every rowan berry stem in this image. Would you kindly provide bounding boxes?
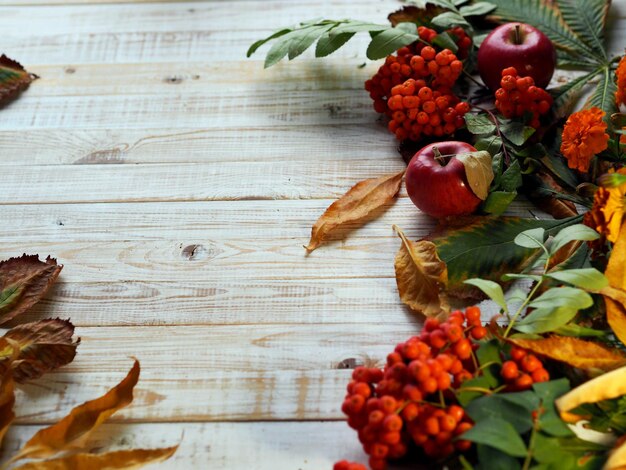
[522,413,541,470]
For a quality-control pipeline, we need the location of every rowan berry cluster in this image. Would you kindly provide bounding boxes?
[500,345,550,391]
[339,307,488,470]
[364,26,472,141]
[494,67,553,128]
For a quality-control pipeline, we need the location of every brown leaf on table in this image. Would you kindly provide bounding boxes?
[305,171,404,252]
[0,55,36,106]
[0,318,79,383]
[523,172,578,220]
[509,335,626,372]
[12,360,140,461]
[393,226,449,318]
[0,254,63,325]
[0,372,15,447]
[13,445,179,470]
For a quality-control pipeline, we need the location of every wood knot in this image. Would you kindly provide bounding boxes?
[336,358,362,370]
[164,76,184,84]
[65,67,76,74]
[181,244,208,261]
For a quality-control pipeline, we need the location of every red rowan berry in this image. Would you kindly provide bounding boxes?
[532,368,550,383]
[369,457,387,470]
[453,339,472,360]
[447,405,464,423]
[470,326,487,340]
[383,414,403,432]
[401,402,420,421]
[421,377,438,395]
[515,373,534,390]
[510,346,526,362]
[521,354,542,373]
[501,361,519,380]
[421,46,436,60]
[352,382,371,398]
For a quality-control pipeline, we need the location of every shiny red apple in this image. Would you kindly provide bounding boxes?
[406,141,481,218]
[477,22,556,91]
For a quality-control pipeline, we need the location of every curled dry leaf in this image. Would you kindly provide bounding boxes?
[0,254,63,325]
[0,318,80,383]
[12,360,140,461]
[0,372,15,447]
[388,5,445,27]
[523,171,578,219]
[604,440,626,470]
[601,224,626,344]
[605,224,626,290]
[509,335,626,372]
[305,171,404,252]
[556,365,626,422]
[0,55,36,106]
[12,445,179,470]
[455,151,494,200]
[393,226,449,318]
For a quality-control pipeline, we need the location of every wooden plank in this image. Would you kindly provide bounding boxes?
[3,422,366,469]
[13,323,413,423]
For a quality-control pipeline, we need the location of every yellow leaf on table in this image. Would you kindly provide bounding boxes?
[305,170,404,252]
[12,360,140,461]
[556,365,626,421]
[606,223,626,290]
[604,295,626,347]
[393,226,449,317]
[13,446,178,470]
[510,336,626,372]
[0,372,15,447]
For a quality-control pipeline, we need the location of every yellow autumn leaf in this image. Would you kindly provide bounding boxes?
[510,336,626,372]
[305,170,404,252]
[12,360,140,461]
[12,446,178,470]
[0,371,15,447]
[601,223,626,345]
[556,365,626,421]
[393,225,449,317]
[606,224,626,290]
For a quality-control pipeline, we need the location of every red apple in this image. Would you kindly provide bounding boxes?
[406,141,481,218]
[477,22,556,91]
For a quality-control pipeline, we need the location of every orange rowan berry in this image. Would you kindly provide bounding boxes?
[424,417,440,435]
[422,100,437,114]
[501,361,519,380]
[421,46,436,60]
[470,326,487,340]
[532,368,550,383]
[447,405,464,423]
[515,373,534,390]
[421,377,438,394]
[418,87,433,101]
[401,402,420,421]
[453,339,472,360]
[521,355,542,373]
[429,329,447,349]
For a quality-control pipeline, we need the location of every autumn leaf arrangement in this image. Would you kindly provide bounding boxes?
[248,0,626,468]
[0,255,179,469]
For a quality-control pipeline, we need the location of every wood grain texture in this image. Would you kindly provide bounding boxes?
[2,422,365,469]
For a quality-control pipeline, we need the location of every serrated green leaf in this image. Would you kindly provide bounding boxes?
[483,191,517,216]
[431,11,470,28]
[462,416,528,457]
[366,24,420,60]
[247,28,292,57]
[466,393,535,433]
[460,1,497,16]
[432,216,580,293]
[514,227,546,249]
[501,159,523,192]
[287,24,334,60]
[331,22,388,35]
[475,136,503,155]
[556,0,609,61]
[550,224,599,254]
[516,287,593,333]
[465,114,496,134]
[487,0,596,60]
[315,32,355,57]
[464,279,507,311]
[500,120,536,146]
[586,67,618,125]
[545,268,608,290]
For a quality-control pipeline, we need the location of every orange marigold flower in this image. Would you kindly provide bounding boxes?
[560,107,609,172]
[584,168,626,244]
[616,55,626,106]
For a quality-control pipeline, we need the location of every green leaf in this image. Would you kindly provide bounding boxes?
[500,120,536,146]
[554,323,608,337]
[465,114,497,135]
[287,24,334,60]
[457,376,493,406]
[331,22,388,35]
[315,32,355,57]
[533,433,579,467]
[483,191,517,216]
[516,287,593,333]
[366,23,420,60]
[459,1,497,16]
[587,67,618,125]
[514,227,546,249]
[431,11,470,28]
[432,216,581,293]
[487,0,597,60]
[462,416,528,457]
[556,0,609,61]
[247,28,292,57]
[466,393,536,433]
[475,136,503,155]
[502,273,543,282]
[476,339,503,387]
[500,159,523,192]
[545,268,608,290]
[533,379,574,437]
[431,31,459,53]
[464,279,507,311]
[476,444,522,470]
[550,224,599,254]
[529,286,593,310]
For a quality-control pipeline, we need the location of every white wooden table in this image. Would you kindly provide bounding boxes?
[0,0,624,468]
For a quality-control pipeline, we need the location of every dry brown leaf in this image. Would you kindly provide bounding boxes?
[13,446,179,470]
[523,171,578,219]
[455,151,494,200]
[0,255,63,325]
[393,226,449,317]
[0,372,15,447]
[0,55,36,106]
[0,319,80,383]
[12,360,140,461]
[387,5,446,27]
[556,365,626,420]
[509,335,626,372]
[305,171,404,252]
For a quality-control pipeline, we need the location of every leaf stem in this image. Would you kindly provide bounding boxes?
[522,411,541,470]
[471,105,511,165]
